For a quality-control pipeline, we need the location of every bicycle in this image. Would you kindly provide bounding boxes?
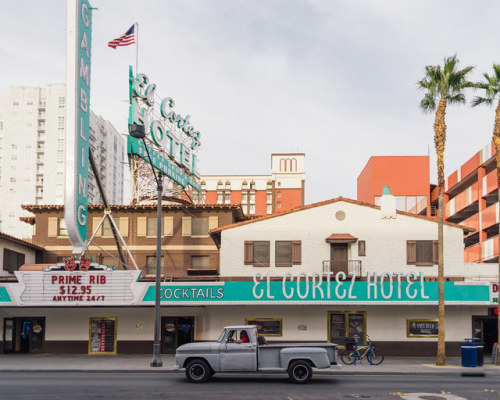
[340,335,384,365]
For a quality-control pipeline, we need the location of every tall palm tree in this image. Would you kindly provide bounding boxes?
[471,64,500,365]
[417,55,474,366]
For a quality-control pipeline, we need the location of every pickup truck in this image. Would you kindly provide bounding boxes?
[174,325,339,384]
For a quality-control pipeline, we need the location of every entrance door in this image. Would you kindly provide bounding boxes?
[4,317,45,354]
[3,318,14,354]
[473,316,498,354]
[161,317,194,353]
[330,243,348,274]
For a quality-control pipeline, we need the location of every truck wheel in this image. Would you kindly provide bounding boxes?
[288,360,313,384]
[185,359,211,383]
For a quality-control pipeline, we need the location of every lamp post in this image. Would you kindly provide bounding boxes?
[128,123,163,367]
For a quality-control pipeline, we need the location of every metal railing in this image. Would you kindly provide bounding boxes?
[322,260,362,277]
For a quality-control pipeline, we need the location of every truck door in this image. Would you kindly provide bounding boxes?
[219,329,257,371]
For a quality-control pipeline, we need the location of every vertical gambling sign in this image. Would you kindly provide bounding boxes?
[65,0,92,253]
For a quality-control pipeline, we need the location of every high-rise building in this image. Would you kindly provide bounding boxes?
[200,153,305,216]
[0,84,125,238]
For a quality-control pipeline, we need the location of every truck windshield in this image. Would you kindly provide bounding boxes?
[217,330,227,343]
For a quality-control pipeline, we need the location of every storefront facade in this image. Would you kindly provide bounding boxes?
[0,270,495,356]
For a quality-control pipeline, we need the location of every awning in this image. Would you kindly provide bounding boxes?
[325,233,358,243]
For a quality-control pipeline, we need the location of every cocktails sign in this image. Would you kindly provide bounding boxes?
[127,66,200,191]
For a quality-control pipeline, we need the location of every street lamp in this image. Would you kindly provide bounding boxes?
[129,123,163,367]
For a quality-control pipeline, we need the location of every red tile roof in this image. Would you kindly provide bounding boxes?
[0,232,44,251]
[210,197,474,233]
[325,233,358,242]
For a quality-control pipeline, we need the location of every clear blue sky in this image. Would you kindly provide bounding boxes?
[2,1,499,203]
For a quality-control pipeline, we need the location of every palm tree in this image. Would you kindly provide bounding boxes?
[417,55,474,366]
[471,64,500,365]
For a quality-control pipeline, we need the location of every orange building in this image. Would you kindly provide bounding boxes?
[357,156,431,217]
[200,153,305,216]
[432,142,497,263]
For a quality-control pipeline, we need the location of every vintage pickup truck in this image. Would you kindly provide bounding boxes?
[174,325,339,384]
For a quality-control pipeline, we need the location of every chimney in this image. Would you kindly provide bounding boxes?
[380,186,396,219]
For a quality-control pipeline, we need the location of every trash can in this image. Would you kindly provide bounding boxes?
[461,338,478,367]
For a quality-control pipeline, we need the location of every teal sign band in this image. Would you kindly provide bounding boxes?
[142,281,489,304]
[0,287,12,303]
[127,136,200,191]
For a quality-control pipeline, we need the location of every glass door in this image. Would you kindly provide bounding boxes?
[328,311,366,346]
[3,318,14,354]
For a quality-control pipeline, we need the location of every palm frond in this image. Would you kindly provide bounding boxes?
[471,96,493,107]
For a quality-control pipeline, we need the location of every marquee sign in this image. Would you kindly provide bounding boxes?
[127,66,200,191]
[65,0,93,253]
[10,271,142,306]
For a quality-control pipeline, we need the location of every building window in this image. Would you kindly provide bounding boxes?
[146,256,164,276]
[267,192,272,203]
[277,192,281,198]
[275,241,302,267]
[146,217,157,237]
[266,204,272,214]
[224,193,230,204]
[358,240,366,256]
[101,256,121,269]
[249,204,255,214]
[242,192,248,203]
[407,240,437,265]
[217,192,223,204]
[58,218,68,236]
[192,217,209,236]
[102,218,120,237]
[249,193,255,204]
[89,318,116,355]
[244,241,270,267]
[191,255,210,270]
[58,117,65,129]
[3,249,25,273]
[328,311,366,346]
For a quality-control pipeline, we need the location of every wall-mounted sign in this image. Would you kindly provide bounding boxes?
[245,318,282,336]
[13,271,141,306]
[407,319,439,338]
[127,66,200,190]
[141,278,491,305]
[65,0,93,253]
[491,283,498,304]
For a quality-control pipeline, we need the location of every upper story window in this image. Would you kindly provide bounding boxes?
[58,218,68,236]
[407,240,437,266]
[192,217,209,236]
[244,241,270,267]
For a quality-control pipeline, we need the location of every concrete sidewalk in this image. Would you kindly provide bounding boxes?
[0,354,498,375]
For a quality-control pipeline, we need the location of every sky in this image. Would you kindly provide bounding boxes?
[2,0,500,205]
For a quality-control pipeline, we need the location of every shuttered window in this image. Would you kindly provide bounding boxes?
[253,241,270,267]
[292,241,302,265]
[276,241,292,267]
[407,240,437,265]
[358,240,366,256]
[192,217,209,236]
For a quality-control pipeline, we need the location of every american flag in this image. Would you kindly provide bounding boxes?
[108,25,135,49]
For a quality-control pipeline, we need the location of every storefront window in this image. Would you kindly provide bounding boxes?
[89,317,117,354]
[328,311,366,346]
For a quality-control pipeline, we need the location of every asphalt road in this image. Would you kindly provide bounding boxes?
[0,372,497,400]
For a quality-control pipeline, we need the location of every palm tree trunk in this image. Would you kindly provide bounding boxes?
[494,100,500,366]
[434,97,447,366]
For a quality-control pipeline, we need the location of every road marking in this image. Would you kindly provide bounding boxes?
[400,393,468,400]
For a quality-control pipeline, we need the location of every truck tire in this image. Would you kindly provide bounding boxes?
[185,359,211,383]
[288,360,313,384]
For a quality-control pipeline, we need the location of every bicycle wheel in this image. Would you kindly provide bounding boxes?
[341,349,359,365]
[370,348,384,365]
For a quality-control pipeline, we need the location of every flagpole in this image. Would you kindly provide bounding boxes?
[135,22,139,73]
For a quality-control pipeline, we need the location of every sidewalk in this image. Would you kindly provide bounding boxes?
[0,354,499,375]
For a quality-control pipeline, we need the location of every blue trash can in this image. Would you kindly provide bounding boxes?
[461,338,478,367]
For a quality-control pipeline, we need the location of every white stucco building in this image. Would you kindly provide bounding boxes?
[0,85,125,238]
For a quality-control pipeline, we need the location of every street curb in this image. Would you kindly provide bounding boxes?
[0,369,490,376]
